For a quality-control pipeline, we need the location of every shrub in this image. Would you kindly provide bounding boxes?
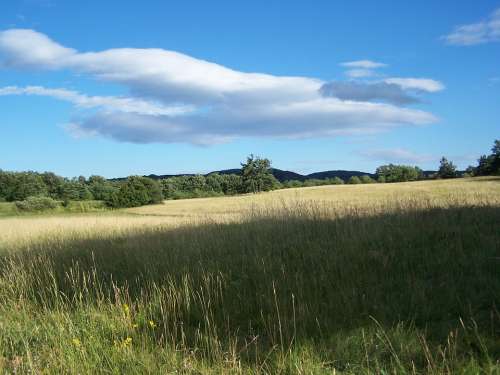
[328,177,344,185]
[360,175,376,184]
[283,180,304,188]
[347,176,362,184]
[106,176,163,208]
[15,196,59,212]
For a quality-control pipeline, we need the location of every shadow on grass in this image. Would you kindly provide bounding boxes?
[1,204,499,367]
[464,176,500,182]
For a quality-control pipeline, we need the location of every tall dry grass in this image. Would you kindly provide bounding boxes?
[0,177,499,373]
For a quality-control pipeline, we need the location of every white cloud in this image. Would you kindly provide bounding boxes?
[384,78,445,93]
[341,60,387,79]
[442,8,500,45]
[0,29,75,68]
[0,29,442,144]
[0,86,194,116]
[345,69,378,78]
[340,60,387,69]
[361,148,435,164]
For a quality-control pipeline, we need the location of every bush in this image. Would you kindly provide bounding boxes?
[360,175,376,184]
[283,180,304,189]
[328,177,344,185]
[347,176,362,184]
[15,196,60,212]
[106,176,164,208]
[63,200,108,212]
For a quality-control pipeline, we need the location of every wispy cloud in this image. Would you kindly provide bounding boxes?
[340,59,387,78]
[442,8,500,45]
[0,86,194,116]
[383,78,445,92]
[361,148,435,164]
[0,29,441,145]
[344,68,378,78]
[340,60,387,69]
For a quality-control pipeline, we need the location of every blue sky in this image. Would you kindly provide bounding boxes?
[0,0,499,177]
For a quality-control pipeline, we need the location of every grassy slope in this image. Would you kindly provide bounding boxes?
[0,200,108,218]
[0,177,499,374]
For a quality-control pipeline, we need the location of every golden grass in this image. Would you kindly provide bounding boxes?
[0,176,499,373]
[126,176,500,217]
[1,176,498,249]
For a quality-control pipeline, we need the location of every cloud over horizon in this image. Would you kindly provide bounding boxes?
[0,29,443,145]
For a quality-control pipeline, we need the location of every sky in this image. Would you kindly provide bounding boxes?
[0,1,499,177]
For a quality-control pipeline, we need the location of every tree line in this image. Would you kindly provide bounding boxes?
[1,140,498,209]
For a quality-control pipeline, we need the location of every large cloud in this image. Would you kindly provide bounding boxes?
[0,29,442,144]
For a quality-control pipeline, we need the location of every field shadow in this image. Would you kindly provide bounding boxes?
[464,176,500,182]
[1,204,499,364]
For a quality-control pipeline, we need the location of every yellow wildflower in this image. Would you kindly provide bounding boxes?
[123,304,130,315]
[72,338,81,347]
[148,320,156,328]
[123,337,133,347]
[132,323,138,328]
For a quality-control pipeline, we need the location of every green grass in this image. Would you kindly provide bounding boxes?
[0,200,108,217]
[0,194,499,373]
[0,202,17,217]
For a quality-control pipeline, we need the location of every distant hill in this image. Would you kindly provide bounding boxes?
[124,168,377,183]
[306,170,376,181]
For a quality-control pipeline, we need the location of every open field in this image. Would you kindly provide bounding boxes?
[0,177,499,373]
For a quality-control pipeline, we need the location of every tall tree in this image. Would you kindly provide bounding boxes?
[437,157,457,179]
[375,164,423,182]
[490,139,500,174]
[240,155,280,193]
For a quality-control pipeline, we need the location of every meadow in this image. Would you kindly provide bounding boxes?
[0,177,499,374]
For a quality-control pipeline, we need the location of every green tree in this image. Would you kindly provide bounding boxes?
[240,155,280,193]
[107,176,163,208]
[220,174,243,195]
[328,177,344,185]
[0,170,16,201]
[283,180,303,188]
[61,179,94,201]
[88,175,117,201]
[437,157,457,179]
[41,172,65,199]
[490,139,500,174]
[375,164,422,183]
[360,175,376,184]
[347,176,361,184]
[141,177,163,204]
[205,173,223,193]
[11,172,48,201]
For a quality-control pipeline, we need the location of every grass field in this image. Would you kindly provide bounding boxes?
[0,177,499,373]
